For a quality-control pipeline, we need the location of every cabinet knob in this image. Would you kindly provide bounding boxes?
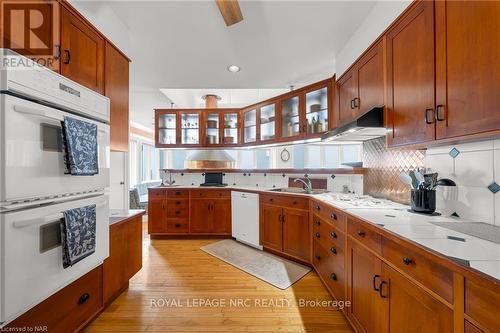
[175,210,180,215]
[315,220,320,226]
[176,201,181,205]
[330,247,337,255]
[330,273,337,281]
[331,213,337,220]
[402,257,413,265]
[176,191,181,195]
[77,293,90,305]
[330,231,337,239]
[315,255,321,261]
[315,205,320,211]
[175,223,181,228]
[315,232,320,239]
[357,231,366,237]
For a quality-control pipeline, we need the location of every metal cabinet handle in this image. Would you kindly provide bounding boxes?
[175,210,180,215]
[436,105,445,121]
[357,231,366,237]
[315,255,321,261]
[315,232,320,239]
[54,45,61,60]
[425,108,434,124]
[330,231,337,239]
[350,99,355,109]
[330,273,337,281]
[330,247,337,255]
[373,275,381,291]
[353,97,360,108]
[176,191,181,195]
[63,49,71,64]
[77,293,90,305]
[402,257,413,265]
[315,220,320,226]
[331,213,337,220]
[175,223,181,228]
[379,281,388,298]
[176,201,181,205]
[315,205,320,211]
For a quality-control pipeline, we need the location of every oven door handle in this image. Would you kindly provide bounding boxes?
[13,201,107,229]
[13,105,64,122]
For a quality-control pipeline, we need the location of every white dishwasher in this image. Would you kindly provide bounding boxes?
[231,191,261,249]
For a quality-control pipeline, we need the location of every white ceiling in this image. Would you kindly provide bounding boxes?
[71,0,378,128]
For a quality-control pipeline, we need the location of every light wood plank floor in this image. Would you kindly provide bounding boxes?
[85,223,352,333]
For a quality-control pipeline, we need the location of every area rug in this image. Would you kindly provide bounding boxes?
[200,239,311,290]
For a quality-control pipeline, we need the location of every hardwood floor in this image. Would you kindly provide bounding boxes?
[85,222,352,332]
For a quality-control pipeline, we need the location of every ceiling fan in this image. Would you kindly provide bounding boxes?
[215,0,244,26]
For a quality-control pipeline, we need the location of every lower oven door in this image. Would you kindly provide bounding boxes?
[0,194,109,326]
[0,93,110,203]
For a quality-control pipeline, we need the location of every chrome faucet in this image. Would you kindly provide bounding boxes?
[162,170,176,186]
[294,178,313,194]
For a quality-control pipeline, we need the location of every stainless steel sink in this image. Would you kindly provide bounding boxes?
[269,188,329,195]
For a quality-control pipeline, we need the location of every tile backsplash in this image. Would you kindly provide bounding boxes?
[163,171,364,195]
[425,138,500,225]
[363,137,425,204]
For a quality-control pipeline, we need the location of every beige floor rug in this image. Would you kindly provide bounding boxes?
[200,239,311,290]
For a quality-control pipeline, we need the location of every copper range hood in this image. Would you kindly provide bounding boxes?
[184,95,235,169]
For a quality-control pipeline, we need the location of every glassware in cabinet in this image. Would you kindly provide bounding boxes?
[281,96,300,138]
[244,109,257,143]
[205,113,219,145]
[305,87,328,134]
[158,113,177,145]
[223,112,239,145]
[181,113,200,145]
[260,104,276,141]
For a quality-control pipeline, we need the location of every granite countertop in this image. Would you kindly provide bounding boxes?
[152,185,500,281]
[109,209,145,225]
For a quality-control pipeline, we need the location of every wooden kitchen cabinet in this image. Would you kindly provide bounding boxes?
[148,192,166,234]
[380,264,454,333]
[336,41,383,127]
[105,42,130,152]
[282,208,310,262]
[347,238,384,333]
[190,196,231,234]
[259,195,310,263]
[386,0,435,147]
[435,1,500,140]
[60,6,104,94]
[103,213,143,306]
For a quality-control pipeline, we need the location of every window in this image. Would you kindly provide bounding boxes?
[141,143,160,181]
[129,140,138,186]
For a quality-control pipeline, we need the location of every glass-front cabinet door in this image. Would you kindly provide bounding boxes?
[260,103,276,142]
[281,96,301,139]
[243,109,257,143]
[157,111,178,146]
[205,112,220,145]
[305,87,329,135]
[181,112,200,145]
[223,112,239,145]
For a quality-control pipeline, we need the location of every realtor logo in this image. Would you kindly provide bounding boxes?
[1,0,59,56]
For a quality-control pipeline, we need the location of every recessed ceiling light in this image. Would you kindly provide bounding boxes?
[227,65,240,73]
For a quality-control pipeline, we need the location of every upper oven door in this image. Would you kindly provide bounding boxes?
[0,94,110,203]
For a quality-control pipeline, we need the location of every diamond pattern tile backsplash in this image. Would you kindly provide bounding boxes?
[363,137,425,204]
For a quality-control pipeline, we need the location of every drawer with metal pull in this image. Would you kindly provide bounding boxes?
[166,189,189,198]
[347,217,382,255]
[190,189,230,199]
[260,193,309,210]
[312,238,345,300]
[166,199,189,217]
[382,237,453,303]
[166,218,189,233]
[312,214,345,256]
[311,200,346,231]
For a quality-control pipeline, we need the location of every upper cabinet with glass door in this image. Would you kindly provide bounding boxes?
[260,103,277,142]
[222,112,240,145]
[205,112,220,145]
[281,95,301,139]
[180,112,201,146]
[243,108,257,143]
[156,110,178,147]
[305,86,329,136]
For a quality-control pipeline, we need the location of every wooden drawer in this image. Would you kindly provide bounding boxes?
[312,214,345,258]
[149,188,166,198]
[382,237,453,303]
[347,217,382,254]
[7,266,103,332]
[465,275,500,333]
[166,200,189,218]
[166,189,189,198]
[166,218,189,233]
[260,193,309,210]
[190,189,230,199]
[311,200,346,231]
[313,239,345,300]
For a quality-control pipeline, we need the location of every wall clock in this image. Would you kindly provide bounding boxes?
[280,148,290,162]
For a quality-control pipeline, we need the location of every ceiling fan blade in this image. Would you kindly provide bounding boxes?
[215,0,243,26]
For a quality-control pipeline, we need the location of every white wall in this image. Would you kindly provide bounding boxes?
[109,151,129,210]
[425,139,500,226]
[334,0,411,77]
